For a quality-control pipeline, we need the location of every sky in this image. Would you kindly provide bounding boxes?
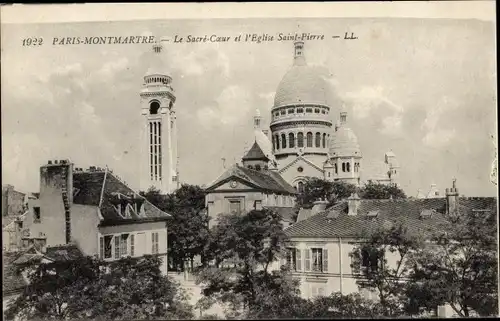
[1,17,497,197]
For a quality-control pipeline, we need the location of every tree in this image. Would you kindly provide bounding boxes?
[295,177,357,209]
[141,184,209,271]
[5,255,194,320]
[350,223,423,317]
[197,209,293,317]
[408,207,498,317]
[358,181,407,199]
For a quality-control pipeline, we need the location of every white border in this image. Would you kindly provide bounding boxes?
[0,1,496,24]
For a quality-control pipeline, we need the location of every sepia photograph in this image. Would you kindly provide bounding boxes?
[1,2,498,319]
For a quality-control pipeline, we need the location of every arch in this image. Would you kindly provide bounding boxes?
[297,132,304,148]
[149,101,160,115]
[281,133,287,149]
[275,134,280,149]
[315,132,321,147]
[288,133,295,148]
[306,132,313,148]
[322,133,326,148]
[297,181,305,193]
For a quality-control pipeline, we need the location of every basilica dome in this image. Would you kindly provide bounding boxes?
[273,65,330,108]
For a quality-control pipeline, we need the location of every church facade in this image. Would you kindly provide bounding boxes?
[139,42,179,194]
[251,41,400,192]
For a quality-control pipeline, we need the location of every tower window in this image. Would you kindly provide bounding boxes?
[306,108,313,113]
[149,101,160,115]
[288,108,294,114]
[334,163,338,174]
[322,133,326,148]
[306,132,313,148]
[248,165,253,169]
[255,164,261,171]
[346,162,351,172]
[281,134,287,149]
[289,133,295,148]
[297,132,304,148]
[275,135,280,149]
[342,163,346,172]
[280,110,286,115]
[297,108,304,113]
[315,132,321,147]
[315,108,320,113]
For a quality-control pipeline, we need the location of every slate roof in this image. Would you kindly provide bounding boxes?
[72,170,171,226]
[264,206,297,223]
[285,197,497,239]
[206,165,297,195]
[242,141,268,161]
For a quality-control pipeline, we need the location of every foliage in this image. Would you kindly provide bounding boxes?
[408,207,498,317]
[197,209,292,316]
[358,181,407,199]
[141,184,209,269]
[295,177,357,209]
[4,255,194,320]
[350,223,424,317]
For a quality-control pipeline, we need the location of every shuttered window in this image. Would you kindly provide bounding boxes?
[296,249,302,271]
[322,248,328,273]
[114,236,120,259]
[305,249,311,271]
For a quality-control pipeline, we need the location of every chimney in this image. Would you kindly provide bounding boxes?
[311,199,328,216]
[445,178,459,216]
[347,192,361,216]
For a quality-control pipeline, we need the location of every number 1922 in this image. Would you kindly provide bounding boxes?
[22,38,43,46]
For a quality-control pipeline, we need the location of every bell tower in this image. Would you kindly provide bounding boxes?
[139,41,178,194]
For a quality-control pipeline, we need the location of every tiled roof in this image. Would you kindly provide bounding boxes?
[72,171,171,226]
[44,244,84,261]
[285,197,497,239]
[242,141,268,161]
[264,206,297,223]
[206,165,297,195]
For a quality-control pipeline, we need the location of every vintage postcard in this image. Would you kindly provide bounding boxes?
[1,2,498,320]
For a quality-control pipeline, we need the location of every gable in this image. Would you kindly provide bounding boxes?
[212,178,260,192]
[279,157,324,185]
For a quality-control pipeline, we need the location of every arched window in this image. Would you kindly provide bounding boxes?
[149,101,160,115]
[297,181,304,193]
[275,135,280,149]
[346,162,351,172]
[289,133,295,148]
[247,165,253,170]
[297,132,304,148]
[322,133,326,148]
[342,163,346,172]
[255,164,261,171]
[315,132,321,147]
[334,163,338,174]
[281,134,287,149]
[306,132,313,147]
[272,136,276,151]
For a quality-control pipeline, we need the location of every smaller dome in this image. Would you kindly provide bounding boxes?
[329,126,361,157]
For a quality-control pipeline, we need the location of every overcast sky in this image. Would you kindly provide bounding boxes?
[1,17,497,197]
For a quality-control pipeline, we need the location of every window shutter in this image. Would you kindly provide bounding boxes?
[99,236,104,259]
[296,248,302,271]
[151,232,155,254]
[130,234,135,257]
[114,236,120,259]
[305,249,311,271]
[322,248,328,273]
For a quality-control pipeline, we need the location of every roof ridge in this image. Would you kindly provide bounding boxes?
[98,166,109,208]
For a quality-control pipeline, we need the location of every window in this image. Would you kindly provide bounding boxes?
[255,164,261,171]
[297,166,303,173]
[272,136,275,151]
[229,200,242,214]
[102,235,112,259]
[342,163,346,172]
[297,108,304,113]
[33,207,41,223]
[99,236,104,258]
[314,108,320,113]
[346,162,351,172]
[285,248,302,271]
[247,165,253,170]
[17,221,23,229]
[121,234,129,257]
[281,134,287,148]
[152,232,159,254]
[306,108,313,113]
[315,132,321,147]
[297,132,304,148]
[275,135,280,149]
[334,163,338,174]
[361,248,383,273]
[288,108,294,114]
[255,200,262,210]
[289,133,295,148]
[306,132,313,147]
[305,248,328,272]
[130,234,135,257]
[149,101,160,115]
[280,110,286,115]
[322,133,326,148]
